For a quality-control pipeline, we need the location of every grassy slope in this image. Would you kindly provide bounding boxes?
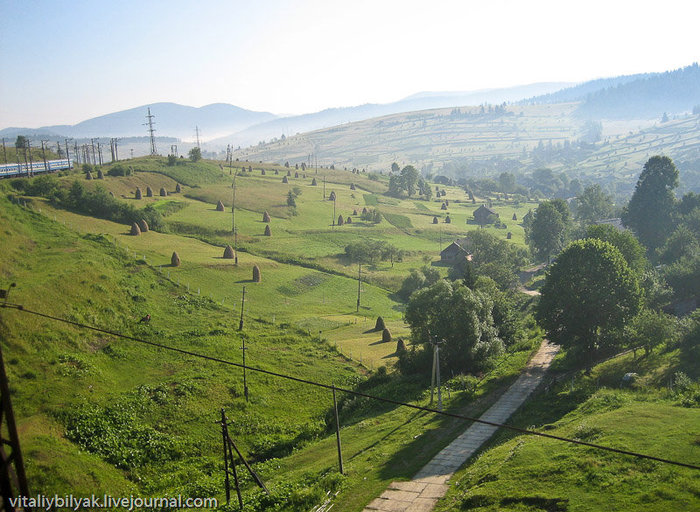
[434,349,700,511]
[1,185,546,510]
[0,192,364,497]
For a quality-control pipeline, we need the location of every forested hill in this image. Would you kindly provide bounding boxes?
[529,64,700,119]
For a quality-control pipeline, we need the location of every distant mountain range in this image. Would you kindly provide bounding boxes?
[527,64,700,119]
[0,103,276,142]
[3,64,698,148]
[210,82,573,149]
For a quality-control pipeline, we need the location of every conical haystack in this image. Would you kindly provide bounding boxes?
[375,316,386,331]
[223,245,235,259]
[432,216,438,224]
[160,187,168,197]
[382,328,392,343]
[216,200,225,211]
[171,251,180,267]
[146,186,153,197]
[264,224,271,236]
[135,188,142,199]
[175,183,182,193]
[252,264,261,282]
[130,222,141,236]
[139,219,149,232]
[262,211,271,222]
[337,215,344,226]
[282,176,288,183]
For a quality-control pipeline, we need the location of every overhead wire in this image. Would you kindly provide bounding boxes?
[2,302,699,471]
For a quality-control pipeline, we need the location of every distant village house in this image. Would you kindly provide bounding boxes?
[473,205,499,226]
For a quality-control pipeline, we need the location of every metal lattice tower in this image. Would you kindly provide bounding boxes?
[145,108,157,155]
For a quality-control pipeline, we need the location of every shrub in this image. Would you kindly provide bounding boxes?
[130,222,141,236]
[253,265,261,282]
[223,245,235,259]
[139,219,149,232]
[216,200,225,211]
[107,164,128,177]
[264,225,271,236]
[171,251,180,267]
[382,328,392,343]
[135,188,142,199]
[262,211,271,222]
[375,316,386,331]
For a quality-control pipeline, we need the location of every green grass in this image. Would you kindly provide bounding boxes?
[434,348,700,512]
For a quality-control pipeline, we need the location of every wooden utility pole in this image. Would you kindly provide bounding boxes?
[0,283,30,507]
[40,140,49,172]
[1,138,6,164]
[332,386,344,474]
[241,334,248,402]
[231,170,238,264]
[220,409,242,509]
[356,264,361,313]
[238,286,246,331]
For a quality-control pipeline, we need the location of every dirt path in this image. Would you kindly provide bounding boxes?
[363,339,560,512]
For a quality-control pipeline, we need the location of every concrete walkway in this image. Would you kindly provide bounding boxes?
[363,340,560,512]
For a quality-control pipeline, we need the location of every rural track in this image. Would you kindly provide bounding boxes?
[363,339,559,512]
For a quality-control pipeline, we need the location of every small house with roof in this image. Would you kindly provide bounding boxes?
[473,204,499,225]
[440,237,472,263]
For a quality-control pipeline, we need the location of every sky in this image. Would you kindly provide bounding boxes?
[1,0,699,129]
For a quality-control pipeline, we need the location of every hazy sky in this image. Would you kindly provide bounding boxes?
[1,0,698,128]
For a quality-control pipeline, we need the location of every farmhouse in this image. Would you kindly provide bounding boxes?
[473,204,499,225]
[440,237,471,263]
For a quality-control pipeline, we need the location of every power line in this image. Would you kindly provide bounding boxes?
[1,302,699,472]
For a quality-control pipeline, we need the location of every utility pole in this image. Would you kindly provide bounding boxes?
[195,126,201,149]
[356,264,361,313]
[40,140,48,172]
[65,139,72,168]
[238,286,246,331]
[90,138,96,165]
[114,138,119,161]
[430,337,444,411]
[332,194,336,227]
[0,283,31,504]
[323,176,326,199]
[241,334,248,402]
[1,138,6,164]
[231,170,238,264]
[145,108,157,155]
[25,139,32,176]
[97,141,103,165]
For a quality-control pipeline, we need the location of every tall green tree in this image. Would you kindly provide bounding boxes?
[188,147,202,162]
[527,201,569,263]
[400,165,420,197]
[622,156,679,252]
[536,239,642,366]
[405,280,503,375]
[585,224,647,273]
[575,184,614,225]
